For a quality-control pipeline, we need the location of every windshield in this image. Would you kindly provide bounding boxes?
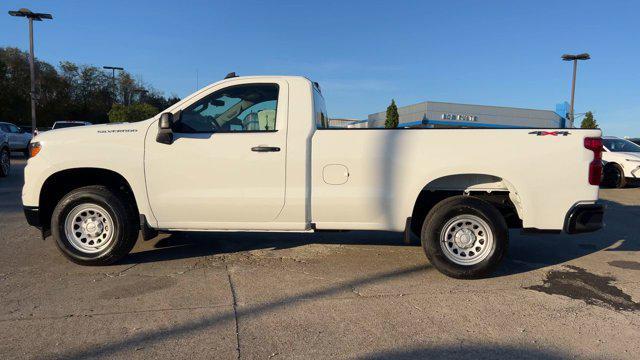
[603,138,640,153]
[54,123,85,129]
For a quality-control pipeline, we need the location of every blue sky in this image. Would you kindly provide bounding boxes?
[1,0,638,136]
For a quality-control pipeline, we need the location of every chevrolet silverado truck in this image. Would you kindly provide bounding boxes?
[22,75,604,278]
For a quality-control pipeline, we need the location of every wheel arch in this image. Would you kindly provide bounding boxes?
[38,168,140,232]
[408,173,523,236]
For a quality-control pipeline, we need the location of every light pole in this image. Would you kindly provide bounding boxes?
[9,8,53,136]
[561,53,590,127]
[133,88,148,103]
[103,66,124,103]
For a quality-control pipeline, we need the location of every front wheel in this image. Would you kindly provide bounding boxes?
[0,148,10,177]
[51,185,139,265]
[421,196,508,279]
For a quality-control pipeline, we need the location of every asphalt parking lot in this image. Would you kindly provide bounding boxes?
[1,157,639,359]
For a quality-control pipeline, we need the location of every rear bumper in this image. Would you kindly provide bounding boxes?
[564,203,604,234]
[23,206,41,228]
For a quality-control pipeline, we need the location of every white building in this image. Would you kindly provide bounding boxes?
[367,101,571,129]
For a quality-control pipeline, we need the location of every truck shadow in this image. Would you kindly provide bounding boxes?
[123,199,639,278]
[361,344,570,359]
[498,199,640,276]
[124,229,407,265]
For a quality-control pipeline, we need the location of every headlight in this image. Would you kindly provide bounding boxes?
[29,142,41,158]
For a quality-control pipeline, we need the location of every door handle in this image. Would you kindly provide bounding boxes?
[251,146,280,152]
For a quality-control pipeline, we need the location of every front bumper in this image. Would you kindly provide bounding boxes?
[23,206,41,228]
[564,203,604,234]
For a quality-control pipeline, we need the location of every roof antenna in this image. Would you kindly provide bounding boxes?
[224,72,237,79]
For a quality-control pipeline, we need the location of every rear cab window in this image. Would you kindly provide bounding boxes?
[313,87,329,129]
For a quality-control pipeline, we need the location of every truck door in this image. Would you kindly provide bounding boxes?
[145,81,288,229]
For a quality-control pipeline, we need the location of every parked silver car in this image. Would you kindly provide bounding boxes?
[51,121,92,130]
[0,122,32,157]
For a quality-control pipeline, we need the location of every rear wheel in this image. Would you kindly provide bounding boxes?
[51,185,139,265]
[421,196,508,279]
[0,148,10,177]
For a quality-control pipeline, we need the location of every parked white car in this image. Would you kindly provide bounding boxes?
[0,130,9,177]
[22,75,604,278]
[626,138,640,146]
[602,136,640,188]
[51,121,92,130]
[0,122,32,157]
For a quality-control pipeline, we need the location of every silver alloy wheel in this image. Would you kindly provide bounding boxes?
[440,214,494,266]
[64,203,115,254]
[0,150,9,174]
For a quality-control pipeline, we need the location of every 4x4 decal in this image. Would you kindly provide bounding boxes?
[528,131,571,136]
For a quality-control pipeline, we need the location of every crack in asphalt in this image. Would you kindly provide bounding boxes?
[104,263,138,278]
[0,304,231,323]
[226,265,242,360]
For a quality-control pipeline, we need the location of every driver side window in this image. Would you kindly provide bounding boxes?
[175,83,279,133]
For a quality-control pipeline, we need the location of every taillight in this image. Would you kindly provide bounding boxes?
[584,137,602,185]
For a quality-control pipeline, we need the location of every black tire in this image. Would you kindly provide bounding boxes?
[603,163,626,188]
[421,196,508,279]
[0,147,10,177]
[51,185,139,266]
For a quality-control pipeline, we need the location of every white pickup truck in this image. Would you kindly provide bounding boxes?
[22,75,604,278]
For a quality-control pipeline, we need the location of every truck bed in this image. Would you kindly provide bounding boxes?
[311,128,601,232]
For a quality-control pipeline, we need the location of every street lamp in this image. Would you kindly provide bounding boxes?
[8,8,53,136]
[103,66,124,103]
[133,88,148,103]
[561,53,590,127]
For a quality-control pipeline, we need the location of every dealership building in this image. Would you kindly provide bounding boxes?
[365,101,571,129]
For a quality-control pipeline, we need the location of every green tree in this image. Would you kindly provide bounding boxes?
[385,99,399,128]
[580,111,598,129]
[108,103,159,123]
[107,104,128,123]
[0,46,178,127]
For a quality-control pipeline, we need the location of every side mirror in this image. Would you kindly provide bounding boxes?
[156,112,174,145]
[159,112,173,129]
